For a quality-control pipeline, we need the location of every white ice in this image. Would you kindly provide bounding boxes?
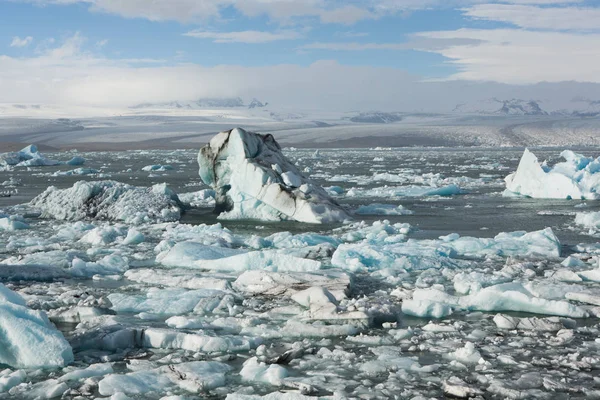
[198,128,348,223]
[0,283,73,368]
[29,181,183,224]
[505,149,600,199]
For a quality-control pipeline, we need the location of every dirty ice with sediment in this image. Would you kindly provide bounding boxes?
[3,129,600,398]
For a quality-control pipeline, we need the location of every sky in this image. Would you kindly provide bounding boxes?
[1,0,600,112]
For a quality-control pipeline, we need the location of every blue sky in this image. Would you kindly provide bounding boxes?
[1,0,600,110]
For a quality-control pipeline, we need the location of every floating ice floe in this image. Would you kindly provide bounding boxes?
[157,241,323,272]
[575,211,600,234]
[0,283,73,368]
[65,156,85,166]
[355,203,414,216]
[0,215,29,231]
[98,361,231,396]
[0,145,61,167]
[505,149,600,199]
[409,282,588,318]
[29,180,183,224]
[142,164,173,172]
[346,184,461,198]
[333,227,561,273]
[198,128,348,223]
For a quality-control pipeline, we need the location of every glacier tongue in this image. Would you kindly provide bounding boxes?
[198,128,348,223]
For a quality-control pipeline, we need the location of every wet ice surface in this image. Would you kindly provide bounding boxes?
[3,147,600,399]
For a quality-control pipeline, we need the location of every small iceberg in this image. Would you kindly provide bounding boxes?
[29,181,183,224]
[0,283,73,368]
[504,149,600,199]
[0,144,61,167]
[198,128,348,223]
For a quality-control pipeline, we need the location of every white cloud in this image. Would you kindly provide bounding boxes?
[184,29,302,43]
[300,42,410,51]
[10,36,33,47]
[3,32,600,113]
[464,4,600,30]
[96,39,108,47]
[415,28,600,83]
[19,0,379,24]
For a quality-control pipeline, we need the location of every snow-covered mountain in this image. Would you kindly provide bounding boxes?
[570,97,600,117]
[131,97,269,110]
[348,112,403,124]
[248,98,268,109]
[453,98,548,116]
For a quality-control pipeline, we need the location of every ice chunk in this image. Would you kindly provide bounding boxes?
[178,189,216,208]
[505,149,600,199]
[233,270,351,301]
[332,228,561,273]
[123,228,145,245]
[66,156,86,166]
[0,283,73,368]
[125,269,231,291]
[450,342,482,364]
[29,180,183,224]
[291,287,370,325]
[142,164,173,172]
[402,299,452,319]
[0,144,61,167]
[0,217,29,231]
[493,314,574,331]
[412,283,588,318]
[157,241,245,269]
[346,184,461,198]
[158,243,322,272]
[70,254,129,277]
[197,128,348,223]
[59,363,113,382]
[239,357,288,386]
[0,370,26,392]
[98,361,231,396]
[108,287,232,316]
[355,203,414,216]
[575,211,600,232]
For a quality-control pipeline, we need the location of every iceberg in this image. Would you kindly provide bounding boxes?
[29,181,183,224]
[197,128,348,223]
[0,145,61,167]
[0,283,73,368]
[505,149,600,199]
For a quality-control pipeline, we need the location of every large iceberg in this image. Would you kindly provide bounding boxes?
[0,283,73,368]
[198,128,348,223]
[29,181,183,224]
[504,149,600,199]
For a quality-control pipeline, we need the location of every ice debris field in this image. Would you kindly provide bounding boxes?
[3,131,600,398]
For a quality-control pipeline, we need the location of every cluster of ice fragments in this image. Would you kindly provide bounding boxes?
[0,145,84,169]
[505,148,600,199]
[198,128,348,223]
[5,142,600,398]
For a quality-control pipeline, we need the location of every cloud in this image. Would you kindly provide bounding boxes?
[464,4,600,30]
[300,37,481,51]
[19,0,380,24]
[184,29,302,43]
[415,28,600,83]
[300,42,409,51]
[10,36,33,47]
[96,39,108,47]
[4,32,600,114]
